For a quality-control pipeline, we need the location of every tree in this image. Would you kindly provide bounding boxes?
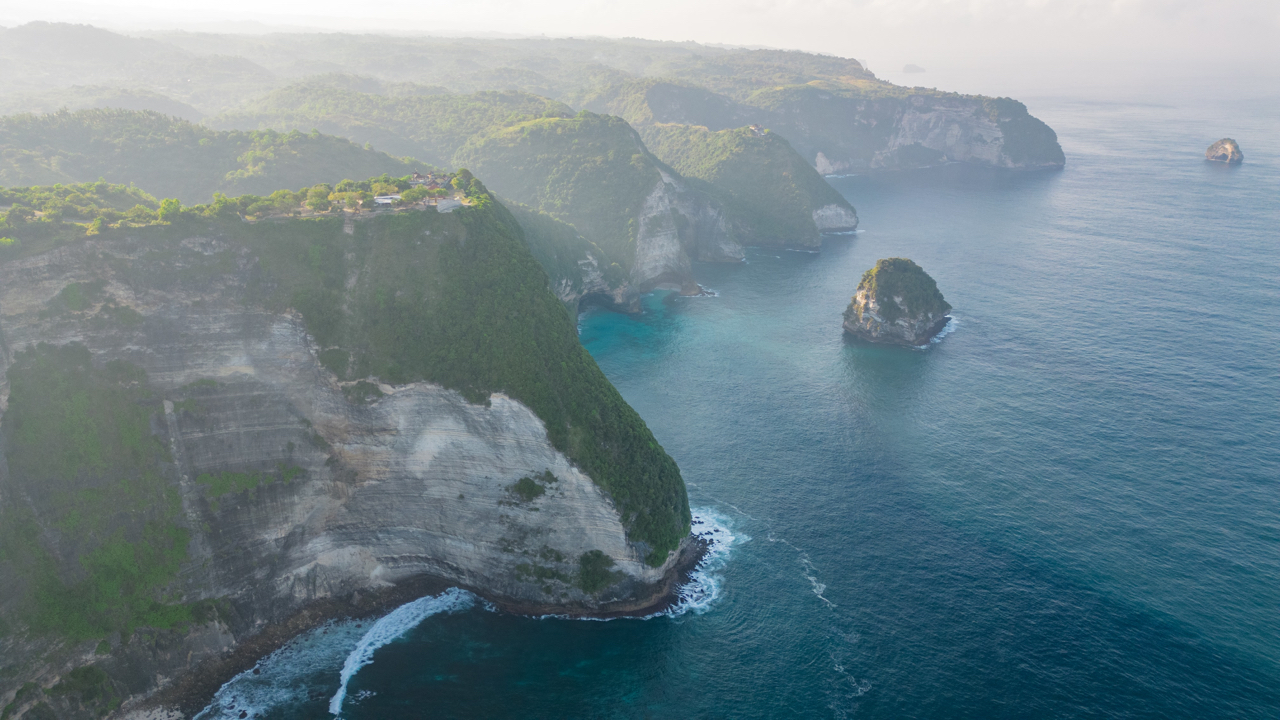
[157,198,182,223]
[306,185,333,212]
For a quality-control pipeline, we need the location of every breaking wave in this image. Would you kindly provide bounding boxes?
[329,588,475,716]
[654,507,742,618]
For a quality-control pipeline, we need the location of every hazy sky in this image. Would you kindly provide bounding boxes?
[2,0,1277,98]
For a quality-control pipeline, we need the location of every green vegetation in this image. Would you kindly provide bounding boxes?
[454,111,664,273]
[639,124,855,245]
[341,380,385,404]
[501,200,617,303]
[1,682,42,720]
[47,665,120,718]
[0,109,433,204]
[509,471,557,502]
[212,84,573,168]
[852,258,951,323]
[0,172,461,263]
[0,344,194,641]
[511,477,546,502]
[577,550,624,594]
[195,465,303,508]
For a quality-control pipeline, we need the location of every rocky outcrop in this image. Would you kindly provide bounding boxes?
[1205,138,1244,164]
[632,170,742,294]
[812,204,859,233]
[0,213,694,717]
[843,257,951,346]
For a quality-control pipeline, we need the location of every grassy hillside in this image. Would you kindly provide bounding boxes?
[453,111,667,274]
[211,83,573,167]
[0,108,432,204]
[639,124,855,246]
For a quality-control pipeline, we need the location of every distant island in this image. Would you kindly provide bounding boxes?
[1205,138,1244,164]
[903,64,926,73]
[843,258,952,346]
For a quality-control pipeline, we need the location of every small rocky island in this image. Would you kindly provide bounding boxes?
[1205,138,1244,164]
[844,258,952,346]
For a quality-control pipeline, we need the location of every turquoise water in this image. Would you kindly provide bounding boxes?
[203,94,1280,719]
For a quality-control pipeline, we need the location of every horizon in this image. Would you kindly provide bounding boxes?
[1,1,1277,103]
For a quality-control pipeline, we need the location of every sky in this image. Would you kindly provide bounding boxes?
[1,0,1277,99]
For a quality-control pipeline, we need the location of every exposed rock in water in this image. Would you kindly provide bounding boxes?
[843,258,952,346]
[1205,138,1244,164]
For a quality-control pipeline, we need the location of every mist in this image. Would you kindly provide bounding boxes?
[2,0,1276,102]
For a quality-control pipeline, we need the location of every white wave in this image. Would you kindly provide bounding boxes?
[329,588,475,716]
[930,315,959,343]
[654,508,742,618]
[767,533,836,608]
[195,619,367,720]
[915,316,959,349]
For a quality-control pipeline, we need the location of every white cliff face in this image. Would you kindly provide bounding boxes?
[631,170,742,293]
[871,98,1006,169]
[0,237,673,608]
[812,203,859,232]
[0,231,690,715]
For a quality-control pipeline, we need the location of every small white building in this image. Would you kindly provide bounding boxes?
[373,194,402,206]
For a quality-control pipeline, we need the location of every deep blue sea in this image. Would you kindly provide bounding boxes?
[201,93,1280,719]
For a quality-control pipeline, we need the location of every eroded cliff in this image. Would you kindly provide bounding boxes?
[0,198,693,717]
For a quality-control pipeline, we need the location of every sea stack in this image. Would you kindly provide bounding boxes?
[1205,138,1244,164]
[843,258,952,346]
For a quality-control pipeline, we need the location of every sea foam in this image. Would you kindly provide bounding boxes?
[329,587,474,716]
[652,507,741,618]
[195,619,368,720]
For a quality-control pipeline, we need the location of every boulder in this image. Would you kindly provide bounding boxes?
[1205,138,1244,164]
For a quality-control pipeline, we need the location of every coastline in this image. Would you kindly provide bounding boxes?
[142,536,710,718]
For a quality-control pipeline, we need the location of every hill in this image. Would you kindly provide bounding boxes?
[211,82,572,167]
[638,124,857,246]
[454,112,742,303]
[0,108,432,204]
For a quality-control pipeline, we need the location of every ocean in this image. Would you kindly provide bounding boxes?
[199,91,1280,719]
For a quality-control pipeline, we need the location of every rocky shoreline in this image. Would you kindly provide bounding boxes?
[137,536,710,718]
[843,312,951,347]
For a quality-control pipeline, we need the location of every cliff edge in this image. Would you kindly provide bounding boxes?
[0,192,694,717]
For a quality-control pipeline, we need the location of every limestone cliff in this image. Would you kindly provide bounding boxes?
[843,258,952,346]
[580,79,1065,175]
[0,202,693,717]
[631,169,741,294]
